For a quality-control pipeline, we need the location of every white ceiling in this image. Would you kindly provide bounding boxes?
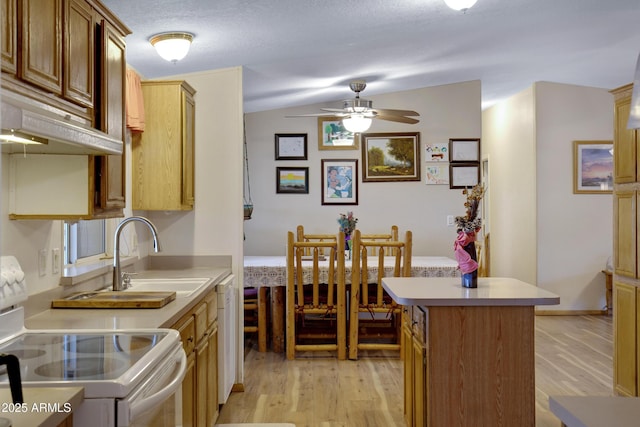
[102,0,640,113]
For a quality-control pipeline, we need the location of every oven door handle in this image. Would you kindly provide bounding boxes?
[129,348,187,419]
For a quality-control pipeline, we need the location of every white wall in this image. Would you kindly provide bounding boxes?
[243,81,482,257]
[535,82,613,311]
[483,82,613,311]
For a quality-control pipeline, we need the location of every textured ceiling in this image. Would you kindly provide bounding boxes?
[102,0,640,112]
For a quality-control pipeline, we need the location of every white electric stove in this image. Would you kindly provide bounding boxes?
[0,256,186,427]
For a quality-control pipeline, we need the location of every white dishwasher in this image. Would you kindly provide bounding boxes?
[217,274,237,404]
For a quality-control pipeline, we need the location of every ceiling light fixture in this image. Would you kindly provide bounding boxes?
[149,32,194,63]
[444,0,478,12]
[342,114,372,133]
[0,129,47,145]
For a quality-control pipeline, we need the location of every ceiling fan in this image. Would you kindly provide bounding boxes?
[287,80,420,132]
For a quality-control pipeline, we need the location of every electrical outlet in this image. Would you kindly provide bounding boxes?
[52,248,60,274]
[38,249,47,276]
[447,215,455,226]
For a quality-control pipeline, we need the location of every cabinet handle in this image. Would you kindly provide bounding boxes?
[187,336,194,343]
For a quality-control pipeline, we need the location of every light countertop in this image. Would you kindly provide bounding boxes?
[382,276,560,306]
[0,387,83,427]
[549,395,640,427]
[25,267,231,330]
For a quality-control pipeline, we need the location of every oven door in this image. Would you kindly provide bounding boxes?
[116,345,187,427]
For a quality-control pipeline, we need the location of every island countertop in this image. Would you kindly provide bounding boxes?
[382,276,560,306]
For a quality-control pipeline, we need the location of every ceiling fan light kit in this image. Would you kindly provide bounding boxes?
[149,32,194,63]
[444,0,478,12]
[286,79,420,131]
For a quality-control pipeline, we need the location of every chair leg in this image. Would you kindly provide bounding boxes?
[348,290,359,360]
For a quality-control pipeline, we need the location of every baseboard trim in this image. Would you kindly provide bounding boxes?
[535,309,608,316]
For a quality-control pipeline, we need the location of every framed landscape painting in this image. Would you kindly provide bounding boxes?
[361,132,420,182]
[321,159,358,205]
[317,117,358,150]
[573,140,613,194]
[276,167,309,194]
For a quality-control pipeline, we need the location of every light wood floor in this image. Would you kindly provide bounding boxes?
[217,314,613,427]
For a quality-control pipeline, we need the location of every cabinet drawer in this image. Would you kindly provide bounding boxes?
[195,302,208,342]
[205,290,217,328]
[176,315,196,354]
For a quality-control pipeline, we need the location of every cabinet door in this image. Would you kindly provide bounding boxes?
[182,90,195,208]
[412,336,426,427]
[614,282,637,396]
[63,0,94,108]
[182,352,196,427]
[20,0,63,94]
[98,18,126,142]
[91,154,125,217]
[196,336,209,427]
[1,0,17,73]
[614,96,638,183]
[207,323,219,425]
[402,322,413,426]
[614,191,636,278]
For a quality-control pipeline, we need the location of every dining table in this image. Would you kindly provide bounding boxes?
[243,255,460,352]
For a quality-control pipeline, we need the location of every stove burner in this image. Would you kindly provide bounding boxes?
[62,335,155,354]
[34,357,125,379]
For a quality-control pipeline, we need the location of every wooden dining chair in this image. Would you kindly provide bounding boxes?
[296,225,338,256]
[349,228,412,360]
[360,225,399,256]
[286,231,347,360]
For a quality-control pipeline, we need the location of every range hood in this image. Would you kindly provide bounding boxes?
[1,91,123,155]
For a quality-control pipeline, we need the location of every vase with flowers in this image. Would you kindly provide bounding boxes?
[337,211,358,259]
[453,184,485,288]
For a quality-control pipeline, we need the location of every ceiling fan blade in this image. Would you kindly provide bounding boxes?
[285,113,343,118]
[376,114,420,124]
[320,108,350,114]
[372,108,420,117]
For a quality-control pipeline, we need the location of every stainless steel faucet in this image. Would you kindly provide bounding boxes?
[112,216,162,291]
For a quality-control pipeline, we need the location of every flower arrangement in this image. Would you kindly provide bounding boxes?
[337,211,358,236]
[453,184,485,284]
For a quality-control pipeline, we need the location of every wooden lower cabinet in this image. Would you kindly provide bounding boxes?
[172,287,219,426]
[403,306,426,427]
[613,281,639,396]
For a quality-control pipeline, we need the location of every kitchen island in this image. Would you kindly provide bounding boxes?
[382,276,559,427]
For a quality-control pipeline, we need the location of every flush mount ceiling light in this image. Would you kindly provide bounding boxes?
[149,32,194,63]
[342,114,372,133]
[444,0,478,12]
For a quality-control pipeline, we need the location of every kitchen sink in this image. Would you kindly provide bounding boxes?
[125,277,211,297]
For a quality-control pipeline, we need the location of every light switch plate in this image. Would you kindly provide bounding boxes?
[38,249,47,276]
[52,248,60,274]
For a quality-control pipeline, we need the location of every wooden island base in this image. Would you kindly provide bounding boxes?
[426,305,535,426]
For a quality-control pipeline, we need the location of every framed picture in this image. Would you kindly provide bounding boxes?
[321,159,358,205]
[317,117,358,150]
[276,167,309,194]
[450,138,480,162]
[275,133,307,160]
[361,132,421,182]
[573,140,613,194]
[449,163,480,189]
[425,142,449,162]
[425,164,450,185]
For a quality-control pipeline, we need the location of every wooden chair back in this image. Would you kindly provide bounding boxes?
[286,230,346,360]
[349,228,412,359]
[296,225,338,256]
[360,225,399,256]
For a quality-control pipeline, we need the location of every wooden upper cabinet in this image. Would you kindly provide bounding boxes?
[133,81,196,211]
[20,0,63,94]
[1,0,17,73]
[614,190,637,278]
[97,18,126,141]
[63,0,94,108]
[612,84,639,183]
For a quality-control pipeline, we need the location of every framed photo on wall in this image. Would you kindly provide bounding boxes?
[573,140,613,194]
[361,132,421,182]
[317,117,358,150]
[276,167,309,194]
[321,159,358,205]
[449,138,480,162]
[449,163,480,189]
[275,133,307,160]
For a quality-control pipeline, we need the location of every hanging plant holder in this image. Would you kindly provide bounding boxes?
[243,116,254,221]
